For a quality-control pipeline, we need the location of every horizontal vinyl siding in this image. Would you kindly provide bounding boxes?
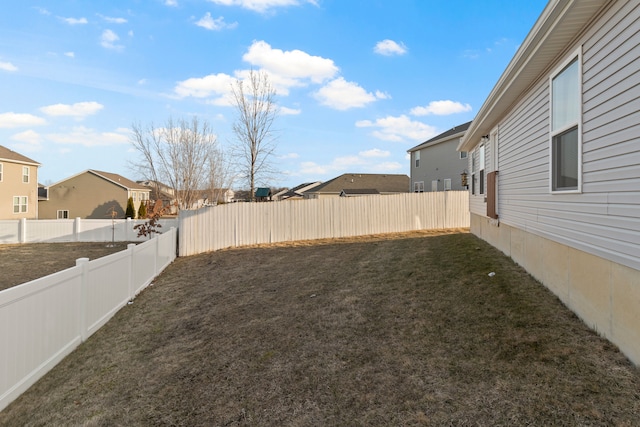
[494,0,640,271]
[496,78,549,227]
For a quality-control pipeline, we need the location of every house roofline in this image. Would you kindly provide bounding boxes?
[458,0,612,152]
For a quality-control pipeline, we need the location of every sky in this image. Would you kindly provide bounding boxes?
[0,0,548,189]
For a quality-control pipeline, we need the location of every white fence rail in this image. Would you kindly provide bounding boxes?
[0,218,179,244]
[0,227,177,412]
[179,191,470,256]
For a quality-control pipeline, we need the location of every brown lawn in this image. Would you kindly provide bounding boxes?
[0,242,134,291]
[1,230,639,425]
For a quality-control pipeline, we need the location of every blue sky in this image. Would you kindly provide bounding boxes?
[0,0,548,189]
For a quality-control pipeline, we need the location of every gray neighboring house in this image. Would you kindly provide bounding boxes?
[273,182,322,201]
[303,173,409,199]
[407,121,471,193]
[458,0,640,365]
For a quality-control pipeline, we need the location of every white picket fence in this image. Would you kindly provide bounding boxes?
[0,227,177,412]
[179,191,470,256]
[0,218,179,244]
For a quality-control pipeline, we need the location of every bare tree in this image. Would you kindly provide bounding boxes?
[230,69,279,201]
[130,116,225,210]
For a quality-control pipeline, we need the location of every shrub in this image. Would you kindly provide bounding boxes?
[125,197,136,219]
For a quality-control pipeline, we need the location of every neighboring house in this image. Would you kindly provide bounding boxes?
[303,173,410,199]
[209,188,235,204]
[137,180,178,215]
[407,121,471,193]
[458,0,640,365]
[255,187,272,202]
[0,145,40,220]
[273,182,322,201]
[40,170,151,219]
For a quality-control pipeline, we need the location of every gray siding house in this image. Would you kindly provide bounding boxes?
[407,122,470,193]
[459,0,640,365]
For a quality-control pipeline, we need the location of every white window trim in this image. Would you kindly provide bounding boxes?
[413,181,424,193]
[444,178,452,191]
[414,151,420,168]
[549,46,582,194]
[0,163,3,182]
[22,166,30,184]
[459,151,467,159]
[57,210,69,219]
[431,180,438,192]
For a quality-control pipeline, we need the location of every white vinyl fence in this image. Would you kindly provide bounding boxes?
[0,227,177,412]
[0,218,179,244]
[179,191,469,256]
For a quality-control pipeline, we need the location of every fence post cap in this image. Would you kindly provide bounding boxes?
[76,257,90,265]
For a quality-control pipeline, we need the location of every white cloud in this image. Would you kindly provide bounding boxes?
[40,102,104,118]
[359,148,390,158]
[101,29,123,50]
[374,39,407,56]
[279,106,301,115]
[0,112,47,128]
[279,152,299,159]
[298,153,402,177]
[243,40,338,84]
[314,77,381,110]
[61,17,88,25]
[34,7,51,15]
[64,52,75,58]
[195,12,238,30]
[207,0,317,13]
[356,115,438,142]
[0,61,18,72]
[165,0,178,5]
[10,130,43,152]
[174,73,236,101]
[410,100,472,116]
[101,15,127,24]
[47,126,129,147]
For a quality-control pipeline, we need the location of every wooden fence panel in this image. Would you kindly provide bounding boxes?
[178,192,470,256]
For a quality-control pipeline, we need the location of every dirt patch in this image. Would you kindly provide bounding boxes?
[0,242,134,291]
[1,230,639,425]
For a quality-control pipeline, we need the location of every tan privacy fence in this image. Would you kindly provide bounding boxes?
[178,191,469,256]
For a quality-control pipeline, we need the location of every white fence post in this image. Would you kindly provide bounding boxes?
[127,243,136,300]
[74,217,81,242]
[76,257,90,342]
[19,218,27,243]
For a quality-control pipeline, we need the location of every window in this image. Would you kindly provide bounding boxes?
[132,192,137,201]
[57,210,69,219]
[22,166,29,183]
[460,151,467,159]
[13,196,27,214]
[444,178,452,191]
[414,151,420,168]
[0,163,3,181]
[550,51,581,192]
[431,180,438,192]
[413,181,424,193]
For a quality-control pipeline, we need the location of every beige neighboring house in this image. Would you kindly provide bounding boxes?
[303,173,410,199]
[0,145,40,220]
[40,170,151,219]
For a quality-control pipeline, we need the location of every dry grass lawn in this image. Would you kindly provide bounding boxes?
[0,242,133,291]
[1,230,639,425]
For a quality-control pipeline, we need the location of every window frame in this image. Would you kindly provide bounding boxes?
[413,181,424,193]
[22,166,30,183]
[459,151,467,159]
[431,180,438,192]
[414,151,420,168]
[549,47,582,194]
[443,178,452,191]
[13,196,28,214]
[57,210,69,219]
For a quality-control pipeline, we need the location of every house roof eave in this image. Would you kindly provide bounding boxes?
[458,0,611,153]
